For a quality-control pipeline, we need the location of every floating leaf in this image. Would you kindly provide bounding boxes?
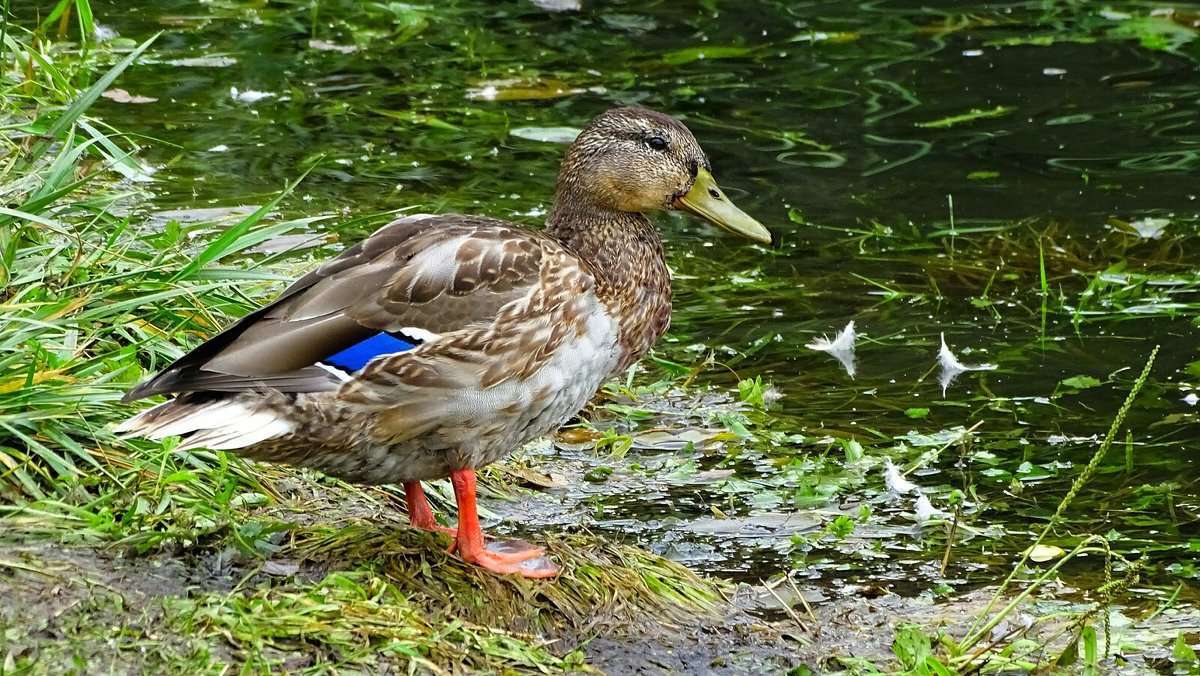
[1046,113,1093,125]
[1128,217,1170,239]
[1059,375,1102,390]
[787,31,859,44]
[466,78,595,101]
[168,56,238,67]
[629,428,733,451]
[509,126,581,144]
[506,466,568,490]
[1024,544,1066,562]
[308,39,357,53]
[101,88,157,103]
[555,427,603,446]
[531,0,580,11]
[661,45,754,65]
[686,512,822,536]
[915,105,1014,129]
[583,466,612,483]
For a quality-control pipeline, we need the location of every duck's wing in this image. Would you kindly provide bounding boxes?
[124,214,569,400]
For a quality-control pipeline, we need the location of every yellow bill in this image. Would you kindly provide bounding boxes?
[674,167,772,244]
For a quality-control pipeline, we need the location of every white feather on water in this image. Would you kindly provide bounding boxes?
[937,333,997,395]
[806,320,858,378]
[884,457,918,494]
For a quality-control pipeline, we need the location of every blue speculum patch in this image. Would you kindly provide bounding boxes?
[323,332,416,371]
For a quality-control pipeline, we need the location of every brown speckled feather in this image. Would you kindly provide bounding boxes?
[124,214,562,399]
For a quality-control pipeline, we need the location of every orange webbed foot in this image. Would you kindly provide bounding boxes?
[447,468,559,579]
[456,539,560,579]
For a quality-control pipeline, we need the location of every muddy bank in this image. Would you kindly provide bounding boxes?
[6,541,1190,673]
[0,542,797,673]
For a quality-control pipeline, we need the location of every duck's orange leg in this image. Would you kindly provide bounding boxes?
[449,468,559,579]
[404,481,456,537]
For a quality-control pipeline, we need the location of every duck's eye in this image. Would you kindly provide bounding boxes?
[644,136,669,152]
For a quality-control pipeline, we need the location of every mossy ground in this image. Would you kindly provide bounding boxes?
[0,463,800,674]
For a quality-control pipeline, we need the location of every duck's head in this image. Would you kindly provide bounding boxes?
[553,107,772,244]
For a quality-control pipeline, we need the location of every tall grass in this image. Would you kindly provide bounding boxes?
[0,19,321,524]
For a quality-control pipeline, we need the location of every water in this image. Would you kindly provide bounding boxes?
[84,0,1200,595]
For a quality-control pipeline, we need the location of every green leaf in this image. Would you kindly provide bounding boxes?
[1056,629,1079,666]
[915,105,1014,129]
[841,438,864,463]
[662,45,754,65]
[714,411,753,438]
[1082,625,1099,674]
[1059,375,1102,389]
[1173,632,1198,661]
[645,354,692,377]
[827,515,855,538]
[738,376,766,408]
[904,407,930,419]
[892,624,931,669]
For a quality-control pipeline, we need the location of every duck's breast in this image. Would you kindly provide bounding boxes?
[333,273,621,480]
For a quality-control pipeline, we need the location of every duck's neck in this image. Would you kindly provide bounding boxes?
[546,199,659,277]
[546,196,673,376]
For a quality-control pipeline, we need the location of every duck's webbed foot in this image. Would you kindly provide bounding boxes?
[449,468,560,579]
[458,539,560,578]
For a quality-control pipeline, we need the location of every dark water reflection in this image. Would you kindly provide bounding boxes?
[82,0,1200,592]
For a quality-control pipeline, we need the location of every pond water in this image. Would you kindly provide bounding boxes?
[83,0,1200,601]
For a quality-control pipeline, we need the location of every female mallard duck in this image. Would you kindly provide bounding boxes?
[117,107,771,579]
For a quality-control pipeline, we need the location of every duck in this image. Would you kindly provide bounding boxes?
[116,107,771,579]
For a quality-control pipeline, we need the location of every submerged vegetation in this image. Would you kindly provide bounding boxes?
[3,0,1200,673]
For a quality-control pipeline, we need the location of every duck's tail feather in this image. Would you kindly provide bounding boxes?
[114,394,296,451]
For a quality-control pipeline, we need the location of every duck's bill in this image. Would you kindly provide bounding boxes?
[674,168,772,244]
